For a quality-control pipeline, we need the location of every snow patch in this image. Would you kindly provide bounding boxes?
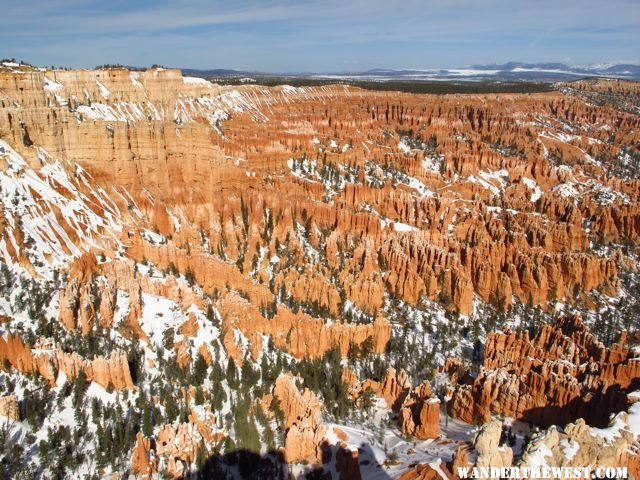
[560,438,579,461]
[130,72,143,88]
[398,140,411,153]
[96,80,111,99]
[43,76,63,93]
[183,76,213,87]
[522,177,543,203]
[552,183,579,199]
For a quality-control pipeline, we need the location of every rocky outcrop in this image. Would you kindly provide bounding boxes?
[334,443,362,480]
[0,395,19,421]
[473,420,513,471]
[399,382,441,440]
[0,332,133,389]
[84,352,135,390]
[446,420,513,480]
[379,368,413,410]
[272,374,327,464]
[130,432,158,479]
[218,292,391,361]
[0,334,57,383]
[130,405,223,479]
[349,368,441,440]
[400,462,453,480]
[57,253,100,333]
[349,368,412,410]
[447,315,640,427]
[451,444,474,479]
[517,404,640,478]
[447,396,640,479]
[155,423,204,478]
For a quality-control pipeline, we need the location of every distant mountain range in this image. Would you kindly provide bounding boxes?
[183,62,640,83]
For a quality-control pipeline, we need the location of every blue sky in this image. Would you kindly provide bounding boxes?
[1,0,638,72]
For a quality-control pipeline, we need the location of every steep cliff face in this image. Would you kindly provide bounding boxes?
[446,315,638,427]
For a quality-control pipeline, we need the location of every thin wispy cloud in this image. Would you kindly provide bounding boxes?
[1,0,638,71]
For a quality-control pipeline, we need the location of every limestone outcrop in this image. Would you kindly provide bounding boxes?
[0,333,134,390]
[2,68,637,325]
[334,442,362,480]
[272,374,327,464]
[447,397,640,479]
[399,382,441,440]
[473,420,514,470]
[349,368,441,440]
[399,462,453,480]
[517,409,640,478]
[446,315,639,427]
[0,395,19,421]
[130,432,158,478]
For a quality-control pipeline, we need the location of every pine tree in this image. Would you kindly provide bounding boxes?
[211,380,226,412]
[193,352,208,385]
[72,370,88,408]
[226,358,238,389]
[142,406,153,437]
[206,303,217,325]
